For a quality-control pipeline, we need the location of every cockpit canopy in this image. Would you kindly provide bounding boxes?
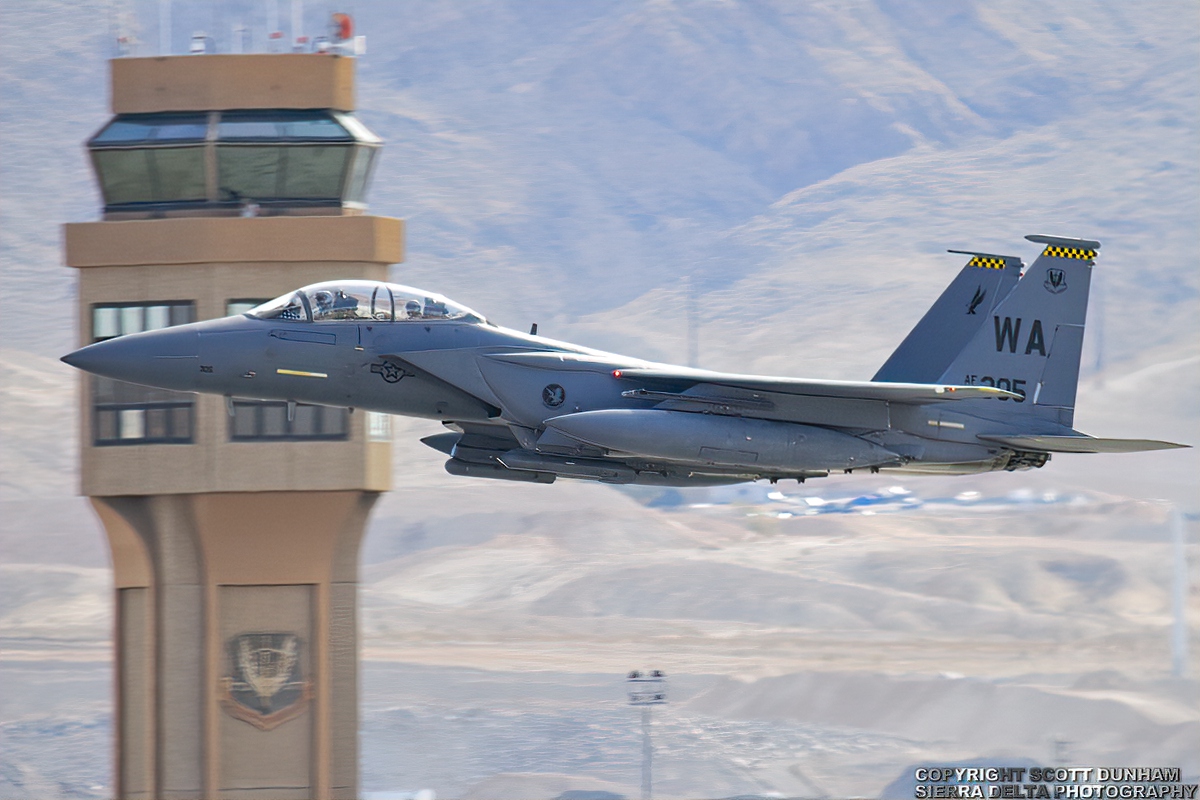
[248,281,485,324]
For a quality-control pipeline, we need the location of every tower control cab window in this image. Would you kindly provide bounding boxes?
[88,110,381,214]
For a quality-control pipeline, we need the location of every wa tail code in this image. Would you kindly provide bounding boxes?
[994,316,1046,356]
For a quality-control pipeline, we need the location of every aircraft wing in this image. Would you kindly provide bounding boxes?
[977,434,1190,453]
[476,352,1018,430]
[615,366,1019,403]
[480,353,1018,402]
[611,367,1018,430]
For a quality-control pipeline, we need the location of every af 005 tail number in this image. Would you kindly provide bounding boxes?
[960,375,1027,401]
[955,315,1049,401]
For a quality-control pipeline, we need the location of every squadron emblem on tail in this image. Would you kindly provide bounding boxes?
[1044,268,1068,294]
[967,286,986,315]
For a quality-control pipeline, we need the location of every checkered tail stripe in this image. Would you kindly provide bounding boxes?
[1042,246,1096,261]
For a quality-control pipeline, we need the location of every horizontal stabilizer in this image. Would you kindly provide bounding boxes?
[977,434,1189,453]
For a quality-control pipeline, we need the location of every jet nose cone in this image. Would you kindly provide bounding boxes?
[60,348,89,370]
[59,328,200,391]
[61,338,133,378]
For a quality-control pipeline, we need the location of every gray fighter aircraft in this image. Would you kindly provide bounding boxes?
[62,234,1186,486]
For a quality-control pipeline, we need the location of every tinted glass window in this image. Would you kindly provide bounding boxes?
[148,148,207,201]
[91,301,196,445]
[229,400,349,441]
[218,111,352,141]
[94,302,194,341]
[89,110,380,209]
[216,144,350,201]
[217,119,281,139]
[345,146,376,204]
[216,145,281,200]
[92,150,152,205]
[93,120,158,144]
[93,148,206,205]
[91,114,210,144]
[279,146,350,198]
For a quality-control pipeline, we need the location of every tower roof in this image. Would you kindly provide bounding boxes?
[112,54,356,114]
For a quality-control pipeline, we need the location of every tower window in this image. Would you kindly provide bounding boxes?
[229,400,349,442]
[227,298,271,317]
[89,110,381,214]
[367,412,391,442]
[91,302,195,446]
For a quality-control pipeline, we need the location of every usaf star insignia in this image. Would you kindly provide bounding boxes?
[371,361,408,383]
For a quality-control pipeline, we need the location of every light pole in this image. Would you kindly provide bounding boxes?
[628,669,667,800]
[1171,508,1190,678]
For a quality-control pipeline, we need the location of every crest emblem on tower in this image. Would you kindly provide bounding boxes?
[219,632,313,730]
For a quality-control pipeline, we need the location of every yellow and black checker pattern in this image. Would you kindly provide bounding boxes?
[968,256,1007,270]
[1042,246,1096,261]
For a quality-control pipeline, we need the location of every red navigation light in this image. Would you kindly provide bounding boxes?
[612,370,623,378]
[332,12,353,41]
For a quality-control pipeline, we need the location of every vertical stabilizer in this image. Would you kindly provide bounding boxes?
[873,251,1021,383]
[936,235,1099,428]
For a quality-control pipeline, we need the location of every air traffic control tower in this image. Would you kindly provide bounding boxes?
[64,54,400,799]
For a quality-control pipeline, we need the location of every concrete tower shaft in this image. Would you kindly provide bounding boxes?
[65,54,400,800]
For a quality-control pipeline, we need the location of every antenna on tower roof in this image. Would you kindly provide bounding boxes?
[113,3,140,57]
[232,21,247,54]
[292,0,305,52]
[267,0,281,52]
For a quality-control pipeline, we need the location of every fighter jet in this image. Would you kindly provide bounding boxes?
[62,235,1187,486]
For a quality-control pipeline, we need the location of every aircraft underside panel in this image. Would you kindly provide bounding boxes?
[540,409,903,472]
[428,421,834,486]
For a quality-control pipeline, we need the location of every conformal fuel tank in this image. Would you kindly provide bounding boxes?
[542,409,900,472]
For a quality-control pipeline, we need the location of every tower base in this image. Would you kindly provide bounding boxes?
[94,491,377,800]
